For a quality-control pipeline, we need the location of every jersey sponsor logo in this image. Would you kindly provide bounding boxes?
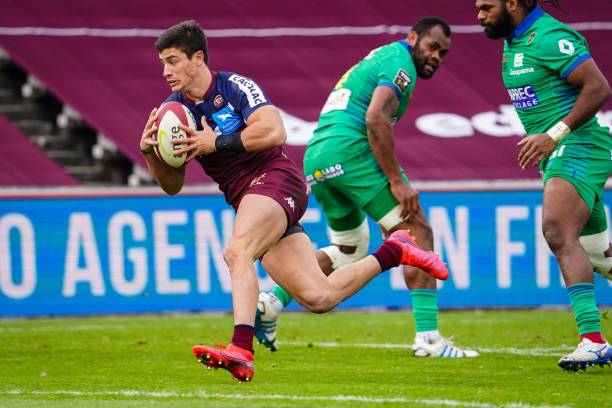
[513,53,524,68]
[321,88,351,114]
[558,39,575,55]
[228,74,267,107]
[510,67,535,76]
[507,85,539,110]
[212,103,243,134]
[393,69,411,93]
[305,164,344,185]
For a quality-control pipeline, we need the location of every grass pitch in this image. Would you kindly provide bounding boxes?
[1,309,610,407]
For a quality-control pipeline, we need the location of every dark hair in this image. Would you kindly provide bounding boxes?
[155,20,208,63]
[412,16,451,38]
[520,0,566,13]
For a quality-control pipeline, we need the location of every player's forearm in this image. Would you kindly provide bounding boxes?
[366,120,403,183]
[240,121,286,151]
[143,151,184,195]
[562,80,611,131]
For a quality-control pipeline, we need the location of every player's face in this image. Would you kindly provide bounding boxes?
[411,26,450,80]
[158,48,201,92]
[476,0,514,39]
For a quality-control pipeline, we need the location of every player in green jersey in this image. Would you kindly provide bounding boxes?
[477,0,612,371]
[255,17,478,358]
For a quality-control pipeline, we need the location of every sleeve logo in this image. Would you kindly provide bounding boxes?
[393,69,412,93]
[558,39,575,55]
[228,74,268,108]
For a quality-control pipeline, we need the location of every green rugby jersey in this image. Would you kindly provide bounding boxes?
[502,6,610,140]
[307,40,417,156]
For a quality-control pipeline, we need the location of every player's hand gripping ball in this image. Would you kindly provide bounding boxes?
[153,102,197,167]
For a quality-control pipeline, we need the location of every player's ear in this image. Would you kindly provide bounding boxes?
[407,31,418,47]
[193,50,206,66]
[506,0,520,12]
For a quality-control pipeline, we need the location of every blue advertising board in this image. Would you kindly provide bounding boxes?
[1,189,611,317]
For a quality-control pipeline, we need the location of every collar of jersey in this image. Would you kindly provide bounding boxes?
[398,39,413,54]
[506,5,544,45]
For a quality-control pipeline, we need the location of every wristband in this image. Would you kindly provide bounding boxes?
[215,132,246,152]
[546,121,571,143]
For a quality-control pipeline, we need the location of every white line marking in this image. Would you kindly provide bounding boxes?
[0,23,610,38]
[279,341,573,356]
[0,389,571,408]
[0,323,572,356]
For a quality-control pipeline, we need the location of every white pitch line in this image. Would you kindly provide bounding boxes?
[0,389,571,408]
[279,341,573,356]
[0,324,573,356]
[0,22,610,38]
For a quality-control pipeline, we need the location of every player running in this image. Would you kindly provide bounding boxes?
[476,0,612,371]
[255,17,478,359]
[139,20,449,382]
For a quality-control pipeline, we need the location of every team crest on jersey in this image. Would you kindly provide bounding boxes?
[527,32,537,45]
[213,95,224,108]
[393,69,412,93]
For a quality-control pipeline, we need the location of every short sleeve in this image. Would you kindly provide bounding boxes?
[226,74,272,120]
[376,56,416,101]
[538,27,591,79]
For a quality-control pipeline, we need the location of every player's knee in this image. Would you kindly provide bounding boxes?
[580,231,612,280]
[320,219,369,269]
[294,290,335,314]
[542,219,566,253]
[222,242,250,271]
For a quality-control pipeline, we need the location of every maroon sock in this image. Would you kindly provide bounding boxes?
[372,240,403,271]
[231,324,254,353]
[582,332,606,344]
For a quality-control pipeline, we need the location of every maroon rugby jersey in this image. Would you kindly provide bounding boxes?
[164,71,304,206]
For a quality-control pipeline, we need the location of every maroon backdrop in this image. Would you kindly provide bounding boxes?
[0,0,610,184]
[0,114,78,186]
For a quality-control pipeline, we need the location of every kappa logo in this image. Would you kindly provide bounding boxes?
[284,196,296,211]
[393,69,412,93]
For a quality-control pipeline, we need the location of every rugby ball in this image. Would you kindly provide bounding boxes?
[154,101,197,168]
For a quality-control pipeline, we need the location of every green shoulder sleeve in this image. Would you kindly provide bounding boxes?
[376,55,416,101]
[537,26,591,79]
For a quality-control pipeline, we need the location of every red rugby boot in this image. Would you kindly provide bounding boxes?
[388,230,449,280]
[192,343,254,382]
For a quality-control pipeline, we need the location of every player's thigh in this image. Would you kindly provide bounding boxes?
[260,232,328,298]
[543,141,612,235]
[542,177,590,236]
[230,194,288,260]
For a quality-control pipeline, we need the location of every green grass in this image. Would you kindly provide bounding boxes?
[1,309,610,407]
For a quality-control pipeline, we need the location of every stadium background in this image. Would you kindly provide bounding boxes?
[1,0,611,316]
